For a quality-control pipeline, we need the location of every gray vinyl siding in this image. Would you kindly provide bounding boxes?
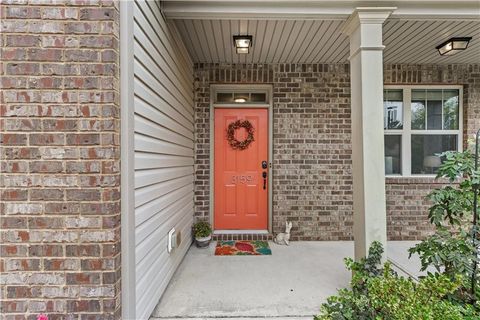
[133,1,194,319]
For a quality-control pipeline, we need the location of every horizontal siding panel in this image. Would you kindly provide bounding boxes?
[134,133,193,156]
[134,96,193,140]
[133,1,194,319]
[134,24,193,104]
[134,115,194,149]
[134,2,193,93]
[134,60,193,124]
[135,199,193,266]
[134,38,193,113]
[135,184,193,227]
[135,166,194,189]
[134,80,193,132]
[135,152,194,170]
[136,1,193,74]
[136,211,192,318]
[167,17,194,74]
[135,192,193,246]
[134,175,193,209]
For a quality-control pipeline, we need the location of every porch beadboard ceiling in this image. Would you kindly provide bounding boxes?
[173,19,480,64]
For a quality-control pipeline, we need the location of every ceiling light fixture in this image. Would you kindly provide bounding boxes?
[233,35,252,54]
[436,37,472,56]
[234,98,247,103]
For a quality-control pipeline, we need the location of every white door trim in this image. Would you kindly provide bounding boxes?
[209,84,274,233]
[120,1,136,319]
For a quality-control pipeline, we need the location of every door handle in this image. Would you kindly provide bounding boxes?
[262,171,267,190]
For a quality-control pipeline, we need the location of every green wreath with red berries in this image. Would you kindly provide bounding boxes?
[226,120,255,150]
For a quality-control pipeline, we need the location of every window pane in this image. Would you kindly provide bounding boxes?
[217,92,269,104]
[217,92,233,103]
[443,89,459,130]
[384,135,401,174]
[427,90,442,129]
[251,92,267,103]
[427,90,443,100]
[383,89,403,129]
[411,135,458,174]
[412,90,426,100]
[411,90,426,129]
[385,89,403,101]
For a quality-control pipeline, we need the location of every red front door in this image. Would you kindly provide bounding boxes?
[214,108,268,230]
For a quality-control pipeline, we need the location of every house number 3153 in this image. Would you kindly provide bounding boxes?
[231,175,253,184]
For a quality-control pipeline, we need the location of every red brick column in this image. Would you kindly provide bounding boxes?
[0,1,121,318]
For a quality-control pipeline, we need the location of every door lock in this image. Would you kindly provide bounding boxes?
[262,171,267,190]
[262,161,268,169]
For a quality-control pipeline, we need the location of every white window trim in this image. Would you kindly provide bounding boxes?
[214,88,270,105]
[384,85,463,178]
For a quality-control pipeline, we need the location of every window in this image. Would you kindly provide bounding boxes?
[383,86,462,176]
[215,90,268,104]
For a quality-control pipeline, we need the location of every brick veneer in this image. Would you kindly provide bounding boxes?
[0,1,121,319]
[194,63,353,240]
[194,63,480,241]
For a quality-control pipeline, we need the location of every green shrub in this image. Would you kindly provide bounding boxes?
[409,228,476,279]
[318,149,480,319]
[344,241,388,293]
[193,221,211,238]
[316,242,479,320]
[408,150,480,302]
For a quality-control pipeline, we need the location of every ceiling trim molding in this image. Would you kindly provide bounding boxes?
[162,1,480,21]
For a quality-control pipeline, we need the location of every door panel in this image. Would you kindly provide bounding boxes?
[214,108,268,230]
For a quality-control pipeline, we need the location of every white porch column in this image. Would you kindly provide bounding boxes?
[343,7,395,260]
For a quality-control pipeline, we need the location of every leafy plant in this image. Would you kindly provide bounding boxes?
[426,151,476,227]
[409,228,475,277]
[428,186,472,226]
[344,241,392,294]
[316,243,478,320]
[346,241,385,278]
[408,150,480,302]
[193,221,212,238]
[365,267,471,320]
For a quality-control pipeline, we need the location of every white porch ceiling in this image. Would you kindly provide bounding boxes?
[173,19,480,64]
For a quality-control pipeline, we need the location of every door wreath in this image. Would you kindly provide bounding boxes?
[227,120,255,150]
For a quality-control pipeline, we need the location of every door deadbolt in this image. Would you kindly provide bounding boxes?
[262,161,268,169]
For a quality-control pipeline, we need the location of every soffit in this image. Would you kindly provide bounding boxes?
[172,19,480,64]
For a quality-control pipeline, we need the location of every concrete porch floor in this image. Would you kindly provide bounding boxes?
[151,241,422,319]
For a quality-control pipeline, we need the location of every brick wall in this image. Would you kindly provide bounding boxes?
[194,63,480,241]
[194,63,353,240]
[0,1,121,319]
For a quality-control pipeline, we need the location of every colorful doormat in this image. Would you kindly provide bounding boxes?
[215,240,272,256]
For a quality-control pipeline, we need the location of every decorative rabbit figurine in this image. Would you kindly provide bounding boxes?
[274,221,293,245]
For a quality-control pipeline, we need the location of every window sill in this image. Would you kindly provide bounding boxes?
[385,175,453,184]
[386,174,436,178]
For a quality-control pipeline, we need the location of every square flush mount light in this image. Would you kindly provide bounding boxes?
[436,37,472,56]
[233,35,253,54]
